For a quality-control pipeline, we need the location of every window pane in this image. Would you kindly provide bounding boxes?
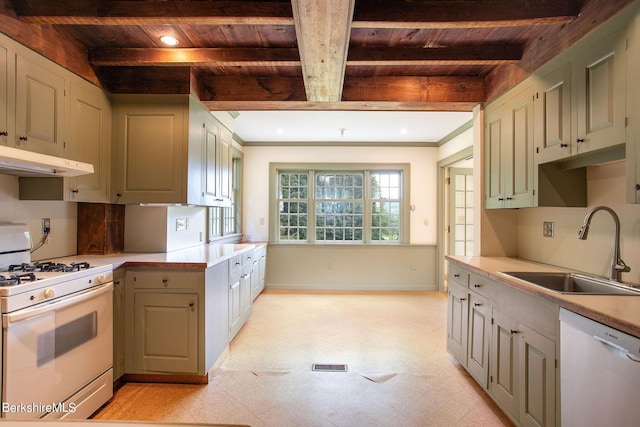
[370,171,401,242]
[277,172,309,241]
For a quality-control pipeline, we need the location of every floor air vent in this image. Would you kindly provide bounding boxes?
[312,363,348,372]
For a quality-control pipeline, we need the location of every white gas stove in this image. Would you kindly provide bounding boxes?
[0,223,113,419]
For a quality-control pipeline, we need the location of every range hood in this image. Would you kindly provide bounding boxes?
[0,145,94,177]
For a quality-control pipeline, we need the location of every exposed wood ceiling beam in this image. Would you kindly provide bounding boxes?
[15,0,580,29]
[291,0,354,102]
[88,44,521,67]
[89,48,301,67]
[200,100,480,112]
[13,0,294,25]
[351,0,582,29]
[198,75,484,103]
[347,45,522,66]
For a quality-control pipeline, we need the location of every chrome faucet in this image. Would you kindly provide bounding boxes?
[578,206,630,282]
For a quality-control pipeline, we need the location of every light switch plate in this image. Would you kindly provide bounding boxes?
[543,221,554,237]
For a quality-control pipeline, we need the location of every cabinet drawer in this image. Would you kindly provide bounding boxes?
[449,264,469,287]
[469,273,492,299]
[229,255,243,283]
[130,270,201,290]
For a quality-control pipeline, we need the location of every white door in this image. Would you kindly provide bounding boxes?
[448,167,474,256]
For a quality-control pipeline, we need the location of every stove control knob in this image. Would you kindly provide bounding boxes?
[96,275,106,284]
[44,288,55,299]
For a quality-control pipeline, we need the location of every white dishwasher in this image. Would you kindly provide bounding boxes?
[560,308,640,427]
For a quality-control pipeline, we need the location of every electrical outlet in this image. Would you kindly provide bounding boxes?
[42,218,51,234]
[543,221,554,238]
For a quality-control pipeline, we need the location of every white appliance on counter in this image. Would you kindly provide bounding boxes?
[0,224,113,419]
[560,308,640,427]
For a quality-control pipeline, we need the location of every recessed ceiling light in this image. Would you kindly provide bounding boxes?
[400,128,408,135]
[276,128,284,135]
[160,36,179,46]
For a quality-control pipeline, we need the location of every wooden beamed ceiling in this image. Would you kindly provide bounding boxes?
[1,0,635,111]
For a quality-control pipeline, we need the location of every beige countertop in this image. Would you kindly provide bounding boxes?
[446,255,640,339]
[49,242,267,271]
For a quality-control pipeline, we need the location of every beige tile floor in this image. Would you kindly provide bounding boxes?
[94,290,513,427]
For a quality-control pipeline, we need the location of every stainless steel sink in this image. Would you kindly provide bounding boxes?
[500,271,640,295]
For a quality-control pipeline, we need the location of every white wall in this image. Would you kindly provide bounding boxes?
[0,175,77,261]
[124,205,207,252]
[517,160,640,283]
[242,145,439,244]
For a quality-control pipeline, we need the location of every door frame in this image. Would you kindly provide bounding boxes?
[437,145,473,292]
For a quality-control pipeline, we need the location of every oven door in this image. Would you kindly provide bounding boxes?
[2,282,113,419]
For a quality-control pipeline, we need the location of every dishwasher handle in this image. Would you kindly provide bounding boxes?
[593,334,630,354]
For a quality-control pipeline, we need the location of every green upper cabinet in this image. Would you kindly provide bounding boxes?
[14,54,66,157]
[627,9,640,204]
[67,81,112,202]
[0,44,7,146]
[112,95,233,206]
[534,62,573,164]
[484,84,535,209]
[535,30,626,165]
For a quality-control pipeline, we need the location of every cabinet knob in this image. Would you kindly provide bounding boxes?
[506,197,513,201]
[460,297,467,301]
[510,330,519,335]
[576,137,584,143]
[162,278,168,287]
[71,189,79,194]
[560,143,568,148]
[473,284,481,288]
[635,184,640,191]
[453,274,460,278]
[498,197,504,201]
[0,131,7,136]
[474,302,483,307]
[18,136,28,141]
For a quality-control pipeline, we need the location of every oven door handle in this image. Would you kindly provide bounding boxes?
[3,282,113,327]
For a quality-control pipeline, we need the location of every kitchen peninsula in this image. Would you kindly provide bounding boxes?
[55,242,267,386]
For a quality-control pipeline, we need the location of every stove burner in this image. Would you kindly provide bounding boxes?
[8,261,91,273]
[0,272,37,286]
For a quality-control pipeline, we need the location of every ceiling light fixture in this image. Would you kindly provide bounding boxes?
[160,36,179,46]
[339,128,346,137]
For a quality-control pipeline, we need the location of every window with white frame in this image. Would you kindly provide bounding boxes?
[273,164,408,244]
[208,156,242,241]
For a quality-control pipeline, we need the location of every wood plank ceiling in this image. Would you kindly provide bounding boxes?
[0,0,635,111]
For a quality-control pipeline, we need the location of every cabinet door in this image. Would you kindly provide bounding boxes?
[484,102,506,209]
[535,62,572,164]
[491,310,520,422]
[467,292,491,389]
[0,45,7,146]
[112,101,186,203]
[258,250,267,294]
[15,55,65,156]
[241,272,253,320]
[251,259,261,300]
[67,82,111,202]
[112,268,126,381]
[628,13,640,204]
[228,278,242,340]
[218,125,233,202]
[519,324,556,427]
[446,281,469,365]
[134,292,198,373]
[506,84,535,208]
[202,121,218,204]
[573,29,626,155]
